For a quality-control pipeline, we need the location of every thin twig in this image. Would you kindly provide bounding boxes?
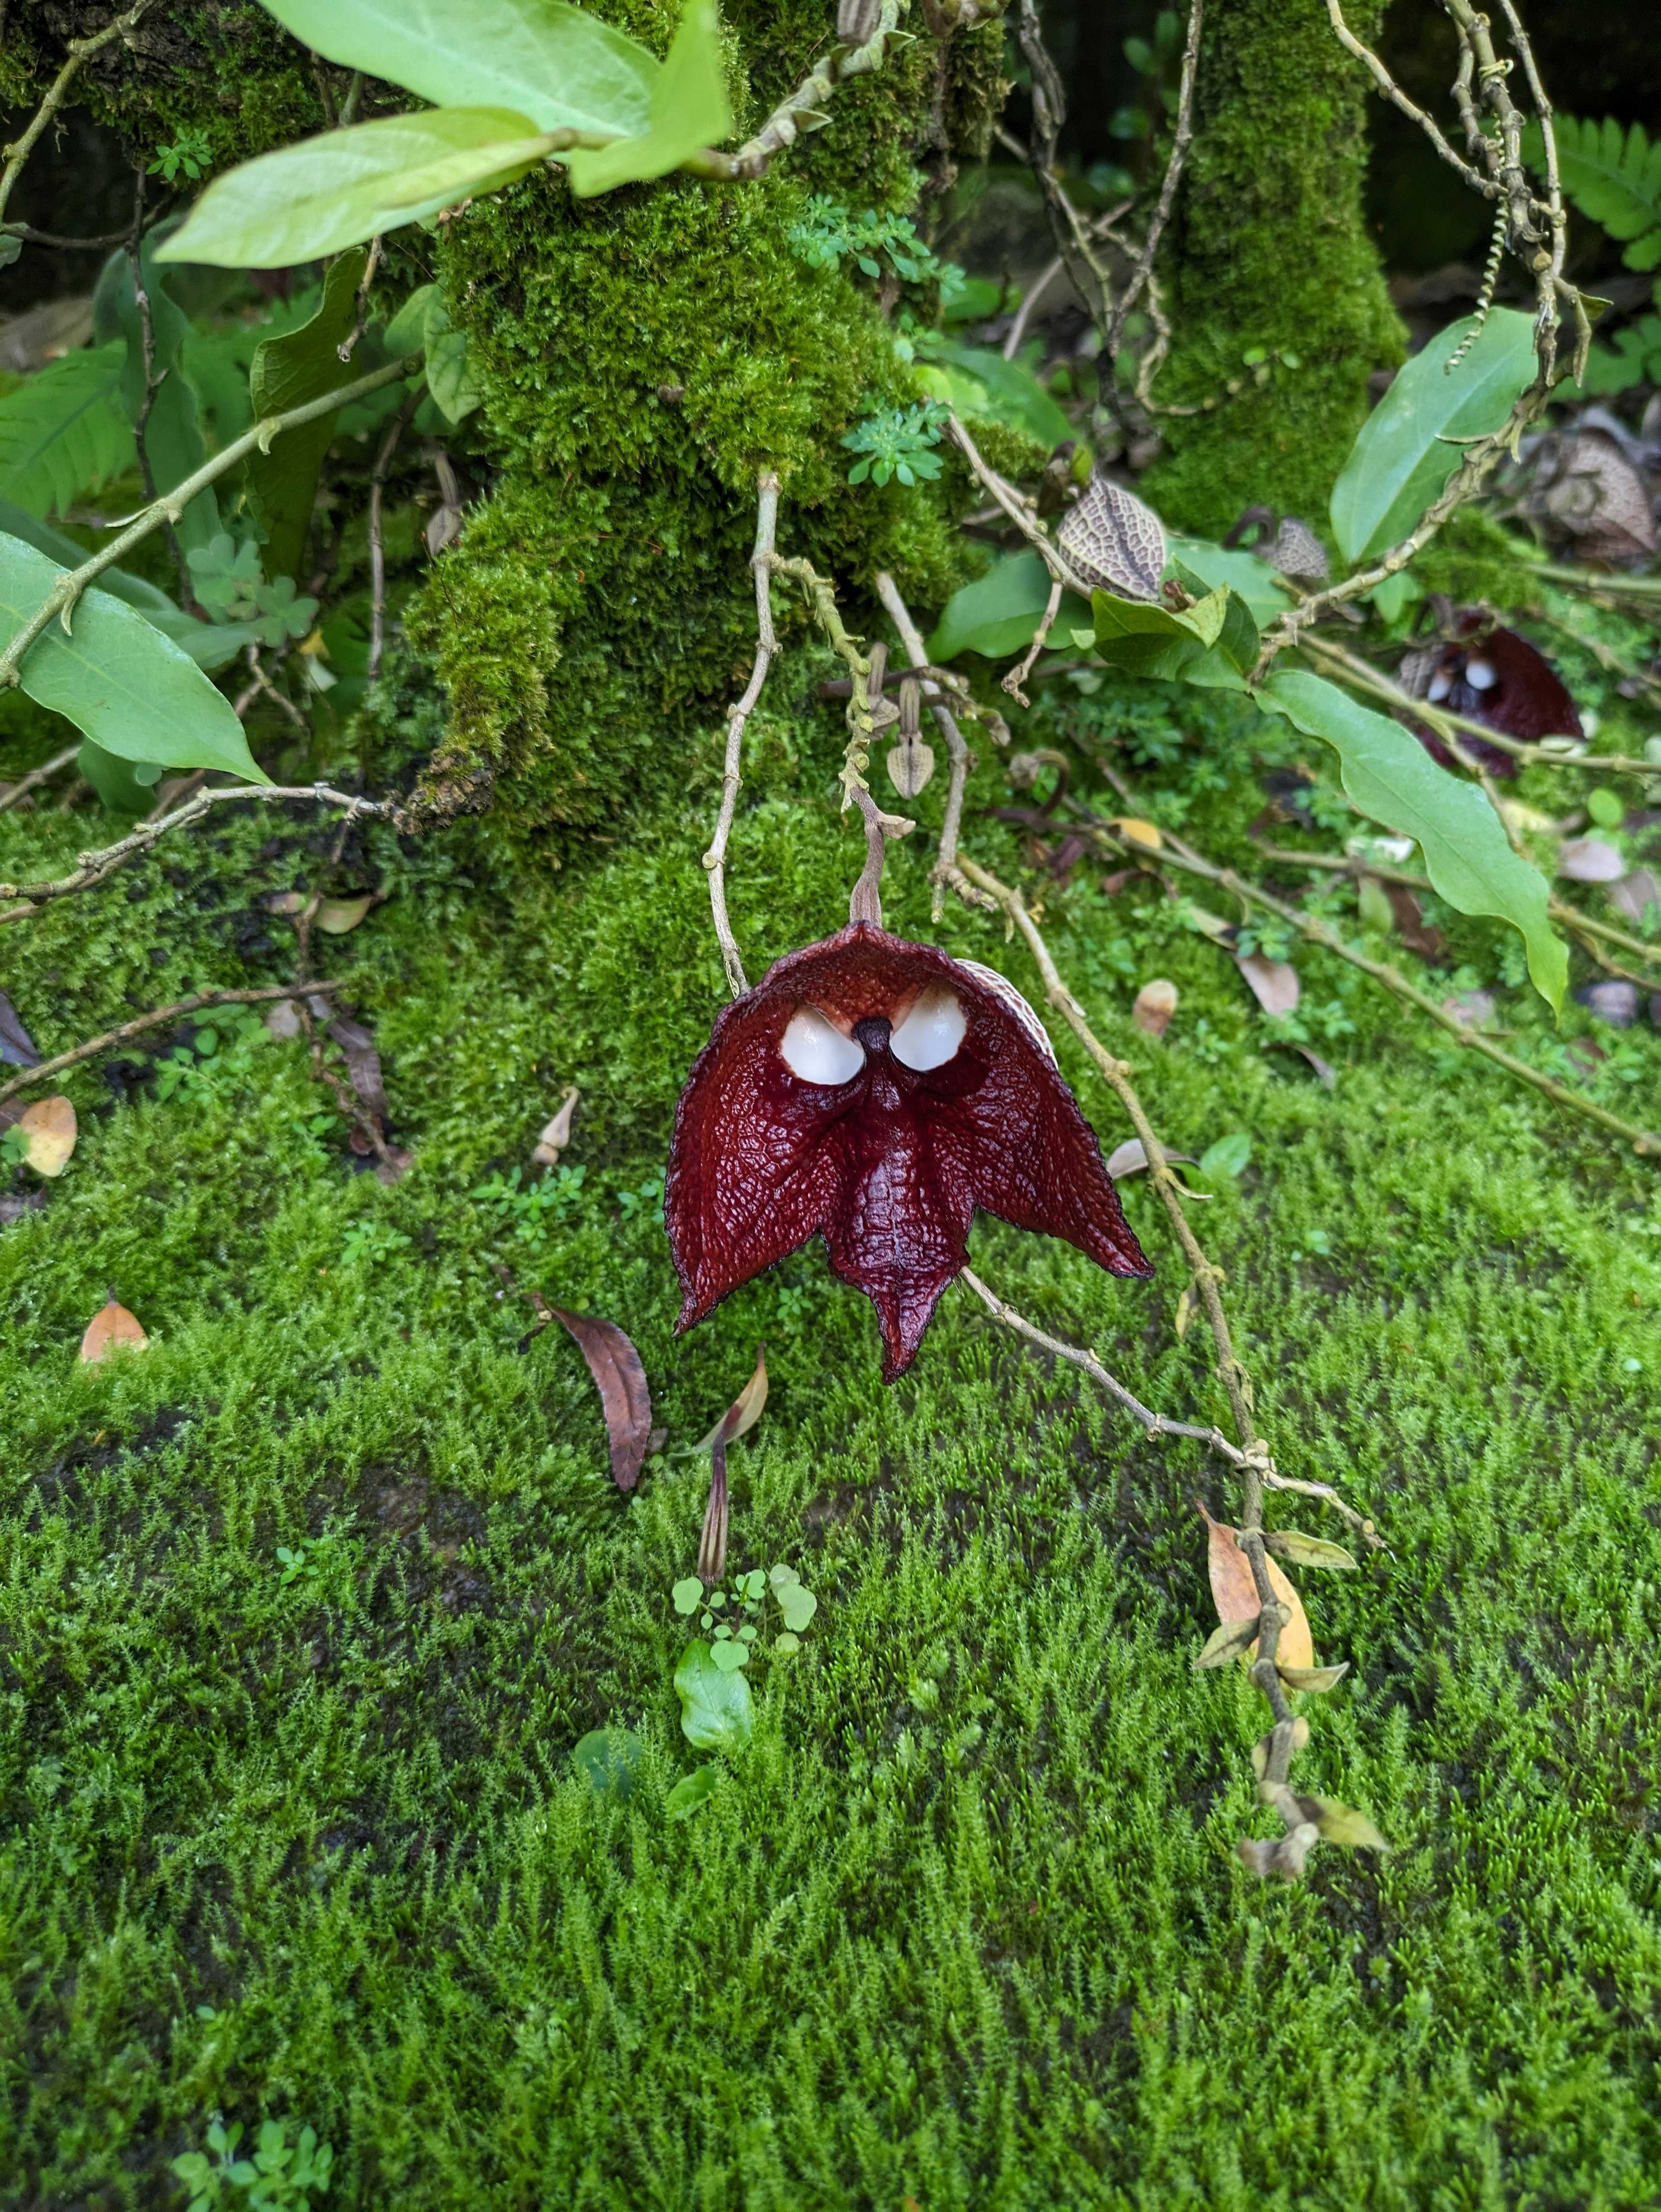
[0,783,391,915]
[0,743,79,812]
[874,571,987,923]
[367,388,421,683]
[0,0,155,227]
[1002,575,1063,705]
[1104,0,1203,362]
[0,223,135,250]
[703,471,781,999]
[337,234,382,364]
[0,983,340,1109]
[1324,0,1488,195]
[1001,254,1064,362]
[952,853,1310,1829]
[0,357,410,697]
[1007,0,1114,337]
[944,414,1095,596]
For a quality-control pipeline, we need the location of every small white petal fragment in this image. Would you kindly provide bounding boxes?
[1463,657,1497,689]
[779,1006,865,1086]
[890,987,967,1072]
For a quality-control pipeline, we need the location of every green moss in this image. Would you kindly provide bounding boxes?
[1413,504,1550,611]
[1141,0,1405,539]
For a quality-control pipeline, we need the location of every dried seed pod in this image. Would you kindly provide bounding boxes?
[1057,474,1166,601]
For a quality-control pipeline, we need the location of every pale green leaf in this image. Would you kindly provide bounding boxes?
[1164,533,1289,624]
[0,345,133,519]
[421,301,483,425]
[384,285,438,358]
[0,532,267,782]
[572,1726,642,1798]
[1308,1794,1389,1849]
[776,1586,818,1635]
[673,1638,754,1752]
[566,0,732,198]
[156,110,557,269]
[1195,1614,1259,1669]
[1276,1661,1352,1693]
[1263,669,1567,1009]
[1265,1529,1360,1571]
[671,1576,704,1616]
[917,339,1073,449]
[255,0,655,137]
[1329,307,1536,561]
[709,1636,750,1673]
[665,1764,721,1820]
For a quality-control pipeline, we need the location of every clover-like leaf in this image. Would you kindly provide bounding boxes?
[665,923,1152,1381]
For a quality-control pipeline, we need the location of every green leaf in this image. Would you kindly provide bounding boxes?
[1525,115,1661,269]
[156,110,559,269]
[0,345,133,519]
[246,251,369,582]
[1195,1614,1259,1669]
[0,532,268,782]
[674,1638,754,1752]
[256,0,655,137]
[77,738,164,815]
[709,1636,750,1673]
[0,494,253,670]
[420,297,483,425]
[1199,1132,1252,1181]
[928,551,1077,661]
[1162,534,1290,625]
[572,1726,643,1798]
[565,0,732,198]
[93,234,218,554]
[916,339,1073,449]
[665,1763,721,1821]
[384,285,438,359]
[1265,1529,1360,1571]
[671,1575,704,1615]
[1263,669,1567,1009]
[1082,583,1231,680]
[1328,306,1536,562]
[776,1585,818,1634]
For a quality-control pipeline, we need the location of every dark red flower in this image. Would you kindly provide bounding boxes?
[1399,611,1581,778]
[666,923,1153,1380]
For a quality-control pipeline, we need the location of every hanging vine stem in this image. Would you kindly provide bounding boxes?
[1103,0,1204,365]
[952,852,1348,1872]
[703,472,781,999]
[874,570,991,924]
[367,388,423,684]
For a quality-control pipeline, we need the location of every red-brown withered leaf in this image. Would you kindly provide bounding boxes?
[1399,611,1581,777]
[665,922,1152,1380]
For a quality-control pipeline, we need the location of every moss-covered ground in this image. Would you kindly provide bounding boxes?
[3,657,1660,2209]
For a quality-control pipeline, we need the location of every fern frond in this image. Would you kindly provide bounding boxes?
[0,343,135,519]
[1525,115,1661,272]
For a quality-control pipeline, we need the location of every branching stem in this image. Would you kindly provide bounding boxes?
[0,982,340,1109]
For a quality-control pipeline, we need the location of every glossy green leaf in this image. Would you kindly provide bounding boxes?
[566,0,731,198]
[1080,582,1231,681]
[0,345,132,519]
[156,110,558,269]
[0,497,253,670]
[665,1764,721,1821]
[0,533,267,782]
[1199,1132,1251,1182]
[927,549,1090,662]
[420,298,483,425]
[1329,307,1536,561]
[256,0,655,138]
[1263,670,1566,1008]
[673,1638,753,1753]
[246,251,368,582]
[572,1726,642,1798]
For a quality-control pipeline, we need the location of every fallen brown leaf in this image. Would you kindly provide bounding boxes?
[1235,954,1300,1018]
[699,1344,769,1452]
[1383,882,1447,961]
[1133,978,1178,1036]
[327,1013,389,1125]
[552,1307,652,1491]
[1103,1137,1199,1180]
[17,1094,76,1177]
[80,1298,148,1362]
[1557,837,1626,884]
[1198,1501,1315,1670]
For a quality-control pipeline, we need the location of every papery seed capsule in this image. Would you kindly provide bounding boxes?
[837,0,882,46]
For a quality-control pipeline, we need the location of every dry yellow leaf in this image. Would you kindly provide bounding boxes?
[18,1094,76,1177]
[1198,1502,1315,1670]
[1112,817,1164,850]
[316,894,375,936]
[80,1299,148,1362]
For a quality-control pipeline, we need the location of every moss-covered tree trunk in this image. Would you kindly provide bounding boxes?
[1141,0,1404,542]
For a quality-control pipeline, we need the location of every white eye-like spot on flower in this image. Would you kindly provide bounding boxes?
[1464,656,1497,690]
[890,987,967,1072]
[1427,671,1453,702]
[779,1005,866,1085]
